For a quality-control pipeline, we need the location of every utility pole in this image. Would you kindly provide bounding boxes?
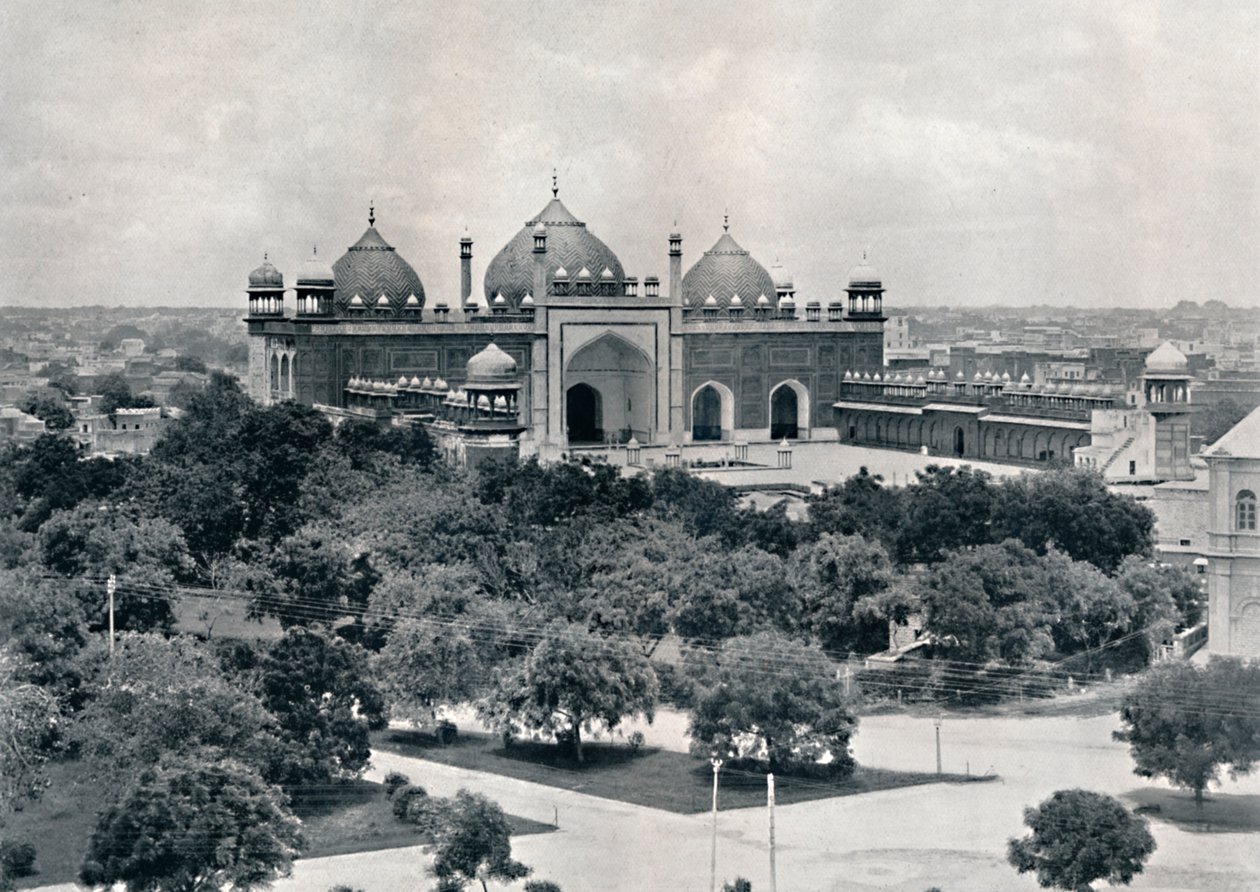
[933,715,943,775]
[767,772,778,892]
[107,574,117,659]
[710,757,723,892]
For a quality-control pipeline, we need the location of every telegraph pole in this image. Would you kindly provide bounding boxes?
[107,574,116,659]
[710,757,723,892]
[767,772,778,892]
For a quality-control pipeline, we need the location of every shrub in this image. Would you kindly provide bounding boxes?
[722,879,752,892]
[525,882,563,892]
[383,771,411,798]
[627,731,645,755]
[0,840,37,878]
[436,719,458,745]
[390,784,428,820]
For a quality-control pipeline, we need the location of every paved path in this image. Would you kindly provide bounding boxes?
[273,709,1260,891]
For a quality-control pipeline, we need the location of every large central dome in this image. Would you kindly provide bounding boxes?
[332,220,426,317]
[682,229,776,311]
[484,195,625,308]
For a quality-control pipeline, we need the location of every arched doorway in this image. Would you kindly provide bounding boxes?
[692,385,723,441]
[953,426,965,457]
[769,380,809,440]
[565,333,654,444]
[566,383,602,443]
[771,386,799,440]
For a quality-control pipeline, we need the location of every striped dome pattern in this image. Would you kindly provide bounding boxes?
[681,231,776,311]
[484,197,625,309]
[332,226,426,317]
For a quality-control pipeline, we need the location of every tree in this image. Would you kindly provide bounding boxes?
[38,504,191,633]
[17,393,74,431]
[97,373,155,416]
[72,634,287,785]
[1114,657,1260,805]
[991,468,1154,573]
[1193,398,1248,446]
[0,649,59,829]
[478,624,658,763]
[253,629,388,790]
[897,465,997,563]
[1007,789,1155,891]
[427,790,530,892]
[671,544,799,643]
[173,355,207,373]
[916,540,1056,665]
[804,467,902,551]
[791,533,897,655]
[375,618,486,720]
[79,756,302,892]
[688,632,856,776]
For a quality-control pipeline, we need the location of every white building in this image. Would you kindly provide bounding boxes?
[1201,405,1260,657]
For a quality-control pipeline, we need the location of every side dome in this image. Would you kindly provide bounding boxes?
[332,218,425,316]
[483,194,625,309]
[466,343,519,387]
[681,230,776,311]
[248,257,283,288]
[848,255,881,287]
[295,249,335,286]
[1145,341,1188,373]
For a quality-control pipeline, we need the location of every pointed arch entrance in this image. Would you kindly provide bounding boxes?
[564,332,654,444]
[769,379,810,440]
[953,426,966,457]
[690,381,734,442]
[566,383,602,443]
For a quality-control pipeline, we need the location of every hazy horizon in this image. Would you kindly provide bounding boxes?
[2,1,1257,310]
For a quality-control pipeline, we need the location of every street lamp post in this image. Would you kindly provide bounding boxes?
[710,756,723,892]
[933,715,943,775]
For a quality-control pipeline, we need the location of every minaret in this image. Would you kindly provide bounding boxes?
[668,227,685,441]
[669,228,683,305]
[459,232,473,306]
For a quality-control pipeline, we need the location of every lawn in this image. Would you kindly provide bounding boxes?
[373,728,993,815]
[7,759,552,888]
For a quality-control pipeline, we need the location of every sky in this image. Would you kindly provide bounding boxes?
[1,0,1257,310]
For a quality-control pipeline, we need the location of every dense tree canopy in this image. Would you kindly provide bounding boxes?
[250,629,388,790]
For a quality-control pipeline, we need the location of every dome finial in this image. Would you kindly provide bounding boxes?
[369,203,375,227]
[552,168,558,198]
[723,209,729,232]
[312,244,317,257]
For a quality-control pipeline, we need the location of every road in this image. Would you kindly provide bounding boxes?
[271,708,1260,891]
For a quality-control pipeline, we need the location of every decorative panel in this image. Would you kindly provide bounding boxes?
[770,347,810,367]
[361,349,383,374]
[819,344,836,370]
[740,346,763,369]
[390,350,439,371]
[691,348,735,368]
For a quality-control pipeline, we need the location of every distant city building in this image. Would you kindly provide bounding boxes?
[72,405,167,456]
[1201,406,1260,657]
[243,189,887,463]
[0,406,46,443]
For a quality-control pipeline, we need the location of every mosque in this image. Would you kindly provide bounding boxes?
[244,181,887,463]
